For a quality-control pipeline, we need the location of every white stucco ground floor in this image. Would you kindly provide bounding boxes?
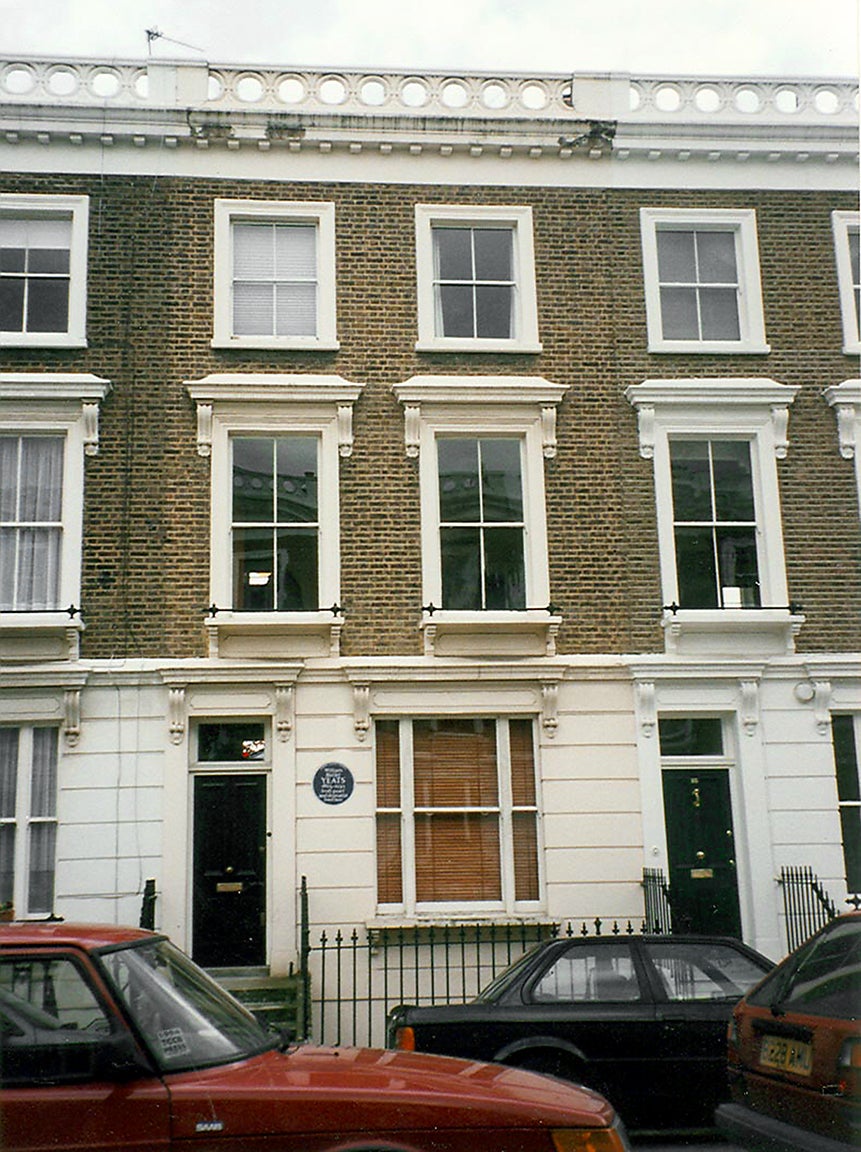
[1,650,857,983]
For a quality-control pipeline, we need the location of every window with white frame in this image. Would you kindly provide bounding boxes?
[832,211,860,355]
[626,379,800,650]
[0,727,58,917]
[669,438,761,609]
[415,206,541,353]
[640,208,769,354]
[231,435,319,612]
[0,375,108,647]
[212,200,338,350]
[438,436,526,610]
[376,716,540,912]
[831,715,860,895]
[187,375,362,649]
[0,195,88,348]
[0,435,64,611]
[393,377,564,640]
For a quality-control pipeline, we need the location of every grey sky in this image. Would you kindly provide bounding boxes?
[2,0,859,77]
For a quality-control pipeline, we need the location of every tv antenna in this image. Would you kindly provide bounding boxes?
[145,28,204,55]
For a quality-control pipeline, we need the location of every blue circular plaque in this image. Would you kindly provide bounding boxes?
[313,762,354,805]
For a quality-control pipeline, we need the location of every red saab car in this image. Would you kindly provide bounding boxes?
[0,922,628,1152]
[717,912,860,1152]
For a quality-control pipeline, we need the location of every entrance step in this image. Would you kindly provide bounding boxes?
[211,969,304,1039]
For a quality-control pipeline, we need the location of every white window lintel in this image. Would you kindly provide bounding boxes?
[626,378,800,460]
[186,373,363,457]
[393,375,567,459]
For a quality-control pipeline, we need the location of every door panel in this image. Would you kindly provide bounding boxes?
[0,951,170,1151]
[192,774,267,968]
[662,768,741,937]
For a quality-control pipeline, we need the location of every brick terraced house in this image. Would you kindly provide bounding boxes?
[0,55,858,1037]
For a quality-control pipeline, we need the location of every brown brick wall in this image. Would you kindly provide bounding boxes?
[1,173,857,657]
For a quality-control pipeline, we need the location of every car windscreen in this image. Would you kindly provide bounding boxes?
[98,938,275,1072]
[747,920,861,1020]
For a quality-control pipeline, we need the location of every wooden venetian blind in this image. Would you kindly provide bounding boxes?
[413,719,501,902]
[509,718,539,901]
[375,720,402,904]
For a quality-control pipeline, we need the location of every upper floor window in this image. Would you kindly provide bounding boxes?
[0,436,63,611]
[376,716,541,914]
[0,726,58,917]
[415,205,541,353]
[438,436,525,611]
[0,195,88,348]
[212,200,338,350]
[231,435,319,612]
[187,373,363,659]
[832,211,860,355]
[626,378,801,656]
[393,375,564,657]
[670,439,760,609]
[0,374,109,660]
[640,208,769,355]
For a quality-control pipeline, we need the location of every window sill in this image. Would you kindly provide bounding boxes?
[0,614,84,662]
[661,607,805,656]
[367,914,553,942]
[420,610,561,657]
[0,334,87,349]
[210,336,340,352]
[415,338,543,355]
[647,340,771,355]
[205,611,342,659]
[842,341,861,356]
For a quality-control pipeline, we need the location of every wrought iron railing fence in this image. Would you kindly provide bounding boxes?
[297,876,652,1046]
[778,865,838,951]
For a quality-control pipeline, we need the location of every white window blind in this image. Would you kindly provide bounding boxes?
[232,222,317,338]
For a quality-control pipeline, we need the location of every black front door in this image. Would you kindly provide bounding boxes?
[662,768,741,937]
[192,774,267,968]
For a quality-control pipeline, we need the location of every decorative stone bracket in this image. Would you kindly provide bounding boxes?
[63,688,81,746]
[637,681,657,737]
[740,679,760,735]
[825,381,861,460]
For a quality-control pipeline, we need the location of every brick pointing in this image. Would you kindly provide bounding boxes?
[1,174,857,657]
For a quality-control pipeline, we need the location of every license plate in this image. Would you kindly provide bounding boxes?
[759,1035,812,1076]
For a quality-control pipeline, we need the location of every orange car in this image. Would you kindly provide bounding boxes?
[717,912,860,1152]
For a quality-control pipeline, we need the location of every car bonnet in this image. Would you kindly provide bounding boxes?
[164,1043,615,1139]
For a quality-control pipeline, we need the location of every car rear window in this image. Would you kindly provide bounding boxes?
[643,941,768,1001]
[748,919,861,1020]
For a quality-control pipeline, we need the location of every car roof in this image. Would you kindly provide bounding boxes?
[0,922,159,950]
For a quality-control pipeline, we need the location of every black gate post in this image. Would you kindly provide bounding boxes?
[298,875,312,1039]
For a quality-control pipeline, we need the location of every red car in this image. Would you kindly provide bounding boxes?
[0,922,627,1152]
[717,912,861,1152]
